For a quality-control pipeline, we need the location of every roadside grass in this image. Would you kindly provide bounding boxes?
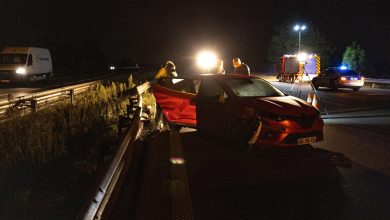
[0,75,136,219]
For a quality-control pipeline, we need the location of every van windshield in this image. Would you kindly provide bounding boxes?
[0,54,27,65]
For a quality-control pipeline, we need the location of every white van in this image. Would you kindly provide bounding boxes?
[0,47,53,83]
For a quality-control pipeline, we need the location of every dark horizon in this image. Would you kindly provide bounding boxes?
[1,0,389,75]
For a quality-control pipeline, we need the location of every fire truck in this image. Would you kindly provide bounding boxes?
[276,54,320,83]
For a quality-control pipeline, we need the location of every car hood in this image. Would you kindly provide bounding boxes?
[241,96,318,117]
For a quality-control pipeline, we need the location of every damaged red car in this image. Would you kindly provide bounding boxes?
[152,74,324,150]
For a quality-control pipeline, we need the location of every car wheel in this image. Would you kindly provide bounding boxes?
[329,80,338,90]
[229,119,252,151]
[352,87,360,92]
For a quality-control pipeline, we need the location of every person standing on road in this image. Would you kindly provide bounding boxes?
[155,61,178,79]
[232,58,250,75]
[215,59,226,75]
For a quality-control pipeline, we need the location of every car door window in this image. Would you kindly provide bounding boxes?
[199,79,224,103]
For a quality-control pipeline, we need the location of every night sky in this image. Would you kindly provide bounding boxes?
[1,0,389,74]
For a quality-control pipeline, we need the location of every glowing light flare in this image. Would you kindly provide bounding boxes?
[340,65,347,70]
[340,76,347,81]
[197,51,217,70]
[297,52,308,63]
[170,157,185,165]
[294,25,307,31]
[16,67,26,74]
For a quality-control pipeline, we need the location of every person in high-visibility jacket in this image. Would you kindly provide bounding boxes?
[155,61,178,79]
[154,61,177,131]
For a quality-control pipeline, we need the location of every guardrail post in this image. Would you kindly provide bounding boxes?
[31,100,38,112]
[70,89,75,104]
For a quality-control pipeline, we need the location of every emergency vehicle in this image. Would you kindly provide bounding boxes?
[276,54,320,83]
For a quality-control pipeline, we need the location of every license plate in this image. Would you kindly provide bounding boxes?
[297,136,317,145]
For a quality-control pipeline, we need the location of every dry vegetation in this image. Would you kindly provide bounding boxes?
[0,75,137,219]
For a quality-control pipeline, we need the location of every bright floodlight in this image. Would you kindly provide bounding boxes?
[301,25,306,30]
[294,25,300,31]
[197,51,217,70]
[297,52,308,63]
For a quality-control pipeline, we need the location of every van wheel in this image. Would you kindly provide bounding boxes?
[23,75,32,86]
[229,119,251,151]
[44,76,52,84]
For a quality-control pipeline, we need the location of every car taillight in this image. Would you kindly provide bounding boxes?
[340,76,347,81]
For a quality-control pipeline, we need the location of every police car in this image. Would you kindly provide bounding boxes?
[312,67,364,91]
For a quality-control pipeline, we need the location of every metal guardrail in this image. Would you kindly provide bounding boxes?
[0,81,100,118]
[364,78,390,89]
[83,81,153,220]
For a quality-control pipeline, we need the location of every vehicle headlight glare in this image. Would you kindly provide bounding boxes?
[197,51,217,70]
[16,67,26,74]
[297,52,308,63]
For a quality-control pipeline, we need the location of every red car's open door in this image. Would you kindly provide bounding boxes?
[152,78,197,126]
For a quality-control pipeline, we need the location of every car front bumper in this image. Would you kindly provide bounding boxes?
[339,80,364,88]
[253,117,324,147]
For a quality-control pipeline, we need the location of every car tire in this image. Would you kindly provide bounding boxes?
[352,87,360,92]
[229,119,252,151]
[329,80,338,90]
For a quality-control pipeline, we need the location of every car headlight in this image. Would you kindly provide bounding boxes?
[273,115,285,122]
[16,67,26,74]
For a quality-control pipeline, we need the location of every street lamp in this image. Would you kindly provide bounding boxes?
[294,25,307,53]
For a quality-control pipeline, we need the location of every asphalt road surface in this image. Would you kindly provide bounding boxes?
[112,81,390,220]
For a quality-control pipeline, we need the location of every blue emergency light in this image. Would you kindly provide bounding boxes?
[339,65,348,70]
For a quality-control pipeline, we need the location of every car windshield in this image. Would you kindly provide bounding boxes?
[0,54,27,65]
[225,78,285,97]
